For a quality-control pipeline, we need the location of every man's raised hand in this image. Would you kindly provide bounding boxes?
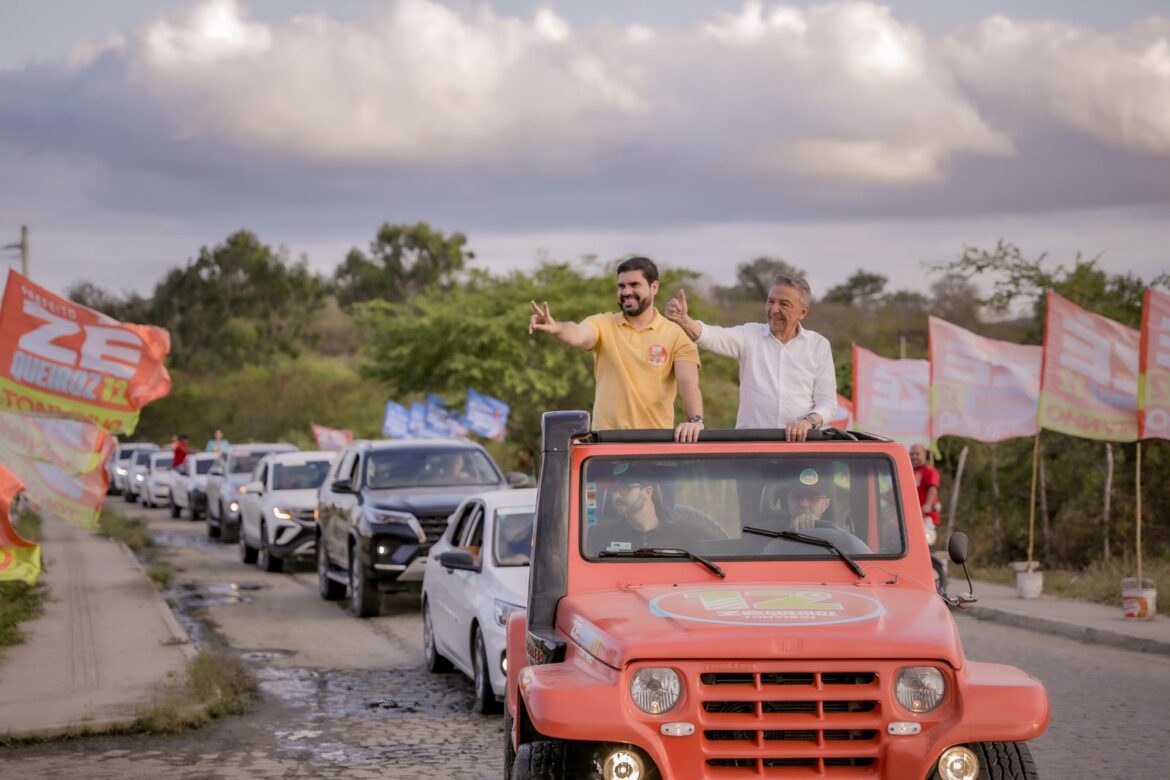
[665,288,689,324]
[528,300,559,336]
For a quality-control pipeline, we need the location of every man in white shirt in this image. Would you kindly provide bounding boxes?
[665,274,836,441]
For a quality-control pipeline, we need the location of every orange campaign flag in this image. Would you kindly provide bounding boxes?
[1140,287,1170,440]
[0,464,41,585]
[0,446,108,530]
[311,423,354,451]
[1039,291,1139,442]
[827,394,853,431]
[0,269,172,435]
[852,345,931,445]
[0,408,115,475]
[929,316,1042,443]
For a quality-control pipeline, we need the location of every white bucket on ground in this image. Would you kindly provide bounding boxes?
[1016,570,1043,599]
[1122,578,1157,620]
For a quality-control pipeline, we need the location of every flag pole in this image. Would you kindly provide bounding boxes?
[1027,432,1040,566]
[1136,441,1143,584]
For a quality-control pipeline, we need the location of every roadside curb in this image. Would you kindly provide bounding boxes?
[960,602,1170,658]
[115,540,197,662]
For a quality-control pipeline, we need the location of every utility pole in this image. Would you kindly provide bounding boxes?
[4,224,28,278]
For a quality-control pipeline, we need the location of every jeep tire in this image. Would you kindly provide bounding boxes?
[928,742,1038,780]
[348,551,379,617]
[511,741,566,780]
[317,542,345,600]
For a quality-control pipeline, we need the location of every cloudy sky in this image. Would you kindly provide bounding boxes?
[1,0,1167,302]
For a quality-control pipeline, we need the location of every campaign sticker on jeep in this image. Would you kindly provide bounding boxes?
[648,587,885,627]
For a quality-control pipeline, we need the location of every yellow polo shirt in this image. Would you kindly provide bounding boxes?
[582,309,700,430]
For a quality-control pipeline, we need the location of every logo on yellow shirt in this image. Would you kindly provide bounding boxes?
[646,344,667,367]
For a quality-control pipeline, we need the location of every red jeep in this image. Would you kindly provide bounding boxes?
[505,412,1048,779]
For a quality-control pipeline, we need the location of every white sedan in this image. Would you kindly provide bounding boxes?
[422,488,536,714]
[138,451,174,508]
[238,450,335,573]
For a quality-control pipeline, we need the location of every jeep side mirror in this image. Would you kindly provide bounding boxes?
[330,478,354,494]
[948,531,969,565]
[243,480,263,494]
[506,471,533,488]
[438,549,478,571]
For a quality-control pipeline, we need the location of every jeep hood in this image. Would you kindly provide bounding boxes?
[366,484,502,515]
[557,583,965,669]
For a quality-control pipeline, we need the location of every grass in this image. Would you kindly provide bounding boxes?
[96,507,152,551]
[147,563,174,589]
[971,557,1170,606]
[135,650,259,732]
[0,507,48,652]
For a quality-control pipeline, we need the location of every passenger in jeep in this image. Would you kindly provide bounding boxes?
[587,462,724,554]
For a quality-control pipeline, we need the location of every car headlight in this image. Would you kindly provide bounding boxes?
[135,474,145,481]
[116,467,128,475]
[493,599,524,627]
[895,666,946,713]
[361,509,423,542]
[272,507,293,520]
[229,501,239,513]
[630,668,681,715]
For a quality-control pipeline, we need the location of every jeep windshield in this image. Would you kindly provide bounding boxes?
[365,449,500,489]
[581,454,905,561]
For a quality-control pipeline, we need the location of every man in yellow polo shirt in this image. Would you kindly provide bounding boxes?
[528,256,705,442]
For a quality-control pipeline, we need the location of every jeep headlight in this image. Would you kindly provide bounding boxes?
[630,668,681,715]
[493,599,523,627]
[895,666,945,713]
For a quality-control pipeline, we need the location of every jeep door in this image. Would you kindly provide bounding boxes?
[320,448,360,568]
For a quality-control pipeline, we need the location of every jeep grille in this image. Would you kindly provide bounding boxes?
[415,514,450,544]
[694,663,885,776]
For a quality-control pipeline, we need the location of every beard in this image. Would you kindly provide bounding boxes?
[621,295,650,316]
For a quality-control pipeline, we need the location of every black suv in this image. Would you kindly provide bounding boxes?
[316,439,525,617]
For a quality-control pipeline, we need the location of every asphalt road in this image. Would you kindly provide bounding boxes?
[2,505,1166,779]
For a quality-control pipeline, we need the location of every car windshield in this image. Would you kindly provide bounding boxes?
[194,459,215,475]
[151,455,173,471]
[231,451,277,474]
[134,451,152,465]
[494,508,535,567]
[581,454,905,561]
[365,449,499,489]
[272,461,332,491]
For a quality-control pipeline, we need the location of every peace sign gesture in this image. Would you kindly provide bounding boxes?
[528,300,560,336]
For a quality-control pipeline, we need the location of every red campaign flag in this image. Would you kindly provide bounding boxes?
[1140,288,1170,440]
[0,447,108,530]
[929,316,1042,443]
[0,269,172,435]
[0,408,114,475]
[852,345,931,445]
[1039,291,1139,442]
[0,464,41,584]
[311,423,354,451]
[827,394,853,430]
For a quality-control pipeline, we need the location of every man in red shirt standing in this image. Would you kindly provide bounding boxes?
[173,434,192,469]
[910,443,941,528]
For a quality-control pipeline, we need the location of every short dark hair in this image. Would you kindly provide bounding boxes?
[616,256,659,285]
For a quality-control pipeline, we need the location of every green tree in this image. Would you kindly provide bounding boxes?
[715,257,806,304]
[823,269,888,305]
[334,221,473,307]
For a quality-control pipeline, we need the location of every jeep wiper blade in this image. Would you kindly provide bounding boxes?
[742,526,865,578]
[598,547,726,579]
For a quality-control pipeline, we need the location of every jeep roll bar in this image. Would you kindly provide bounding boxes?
[588,428,889,443]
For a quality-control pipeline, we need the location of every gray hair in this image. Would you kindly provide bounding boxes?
[771,274,812,305]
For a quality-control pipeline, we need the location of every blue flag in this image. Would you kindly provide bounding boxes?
[425,394,467,438]
[382,401,411,439]
[464,390,509,440]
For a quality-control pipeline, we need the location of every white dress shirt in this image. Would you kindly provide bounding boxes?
[695,321,837,429]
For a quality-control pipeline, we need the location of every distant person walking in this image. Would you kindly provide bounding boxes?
[528,256,705,442]
[205,429,230,453]
[665,274,835,441]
